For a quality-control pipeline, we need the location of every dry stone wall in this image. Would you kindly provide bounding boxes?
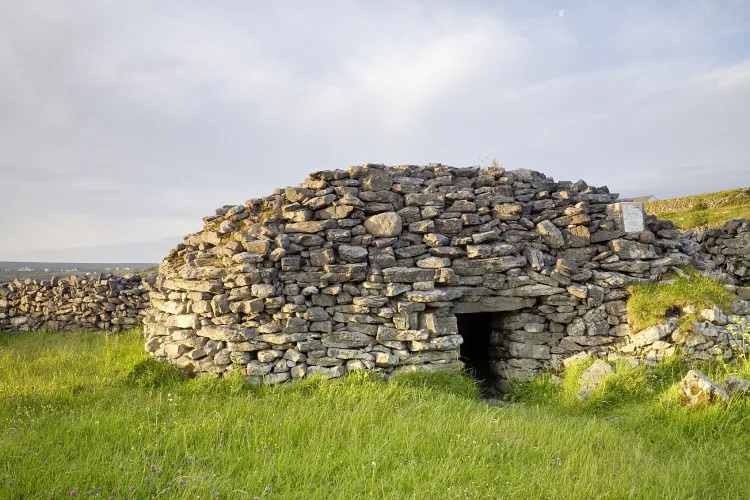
[142,163,713,390]
[609,303,750,365]
[696,219,750,286]
[0,274,151,332]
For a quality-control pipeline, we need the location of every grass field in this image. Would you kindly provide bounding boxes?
[644,187,750,229]
[3,331,750,498]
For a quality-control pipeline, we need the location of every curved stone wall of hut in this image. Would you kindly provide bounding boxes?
[142,164,705,390]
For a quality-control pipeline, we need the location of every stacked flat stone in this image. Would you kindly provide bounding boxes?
[612,303,750,365]
[697,219,750,286]
[0,274,151,332]
[142,164,706,390]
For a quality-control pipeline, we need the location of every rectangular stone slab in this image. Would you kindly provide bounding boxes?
[452,256,527,276]
[606,202,645,233]
[453,296,536,313]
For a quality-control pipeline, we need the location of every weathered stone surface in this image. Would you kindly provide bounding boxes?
[629,325,667,347]
[700,306,728,325]
[243,240,271,254]
[679,370,729,407]
[364,212,403,237]
[410,335,463,351]
[721,376,750,396]
[323,263,368,282]
[405,193,445,207]
[163,279,223,294]
[590,230,626,243]
[338,245,369,263]
[322,331,374,348]
[498,284,565,297]
[453,297,536,313]
[537,220,565,249]
[566,226,591,247]
[609,239,657,260]
[576,360,613,401]
[422,314,458,336]
[508,342,551,360]
[285,187,314,202]
[563,351,591,368]
[361,170,393,191]
[416,257,451,269]
[494,203,522,219]
[377,326,430,341]
[374,352,400,367]
[166,314,201,329]
[403,289,463,303]
[230,299,264,314]
[307,365,347,379]
[285,220,337,233]
[452,256,527,276]
[200,325,256,342]
[382,267,437,283]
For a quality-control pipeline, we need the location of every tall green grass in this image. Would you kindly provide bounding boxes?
[627,273,737,331]
[2,331,750,499]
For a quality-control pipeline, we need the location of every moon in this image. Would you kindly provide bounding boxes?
[559,9,565,17]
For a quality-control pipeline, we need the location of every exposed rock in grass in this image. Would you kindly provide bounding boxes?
[576,359,613,401]
[721,376,750,397]
[563,351,590,368]
[679,370,729,407]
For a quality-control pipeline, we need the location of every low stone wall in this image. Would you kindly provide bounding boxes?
[0,274,152,332]
[644,190,749,217]
[697,219,750,286]
[608,302,750,365]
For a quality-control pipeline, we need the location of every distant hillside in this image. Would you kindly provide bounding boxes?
[644,187,750,230]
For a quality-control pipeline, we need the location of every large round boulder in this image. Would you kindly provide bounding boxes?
[363,212,402,238]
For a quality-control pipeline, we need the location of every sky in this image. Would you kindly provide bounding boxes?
[1,0,749,263]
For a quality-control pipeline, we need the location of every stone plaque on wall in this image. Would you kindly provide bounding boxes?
[619,202,645,233]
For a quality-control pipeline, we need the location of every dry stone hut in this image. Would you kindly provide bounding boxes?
[143,164,707,391]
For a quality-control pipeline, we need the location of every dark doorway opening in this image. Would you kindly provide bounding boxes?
[457,312,494,389]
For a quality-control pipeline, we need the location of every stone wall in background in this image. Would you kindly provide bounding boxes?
[696,219,750,287]
[0,274,151,332]
[140,163,725,391]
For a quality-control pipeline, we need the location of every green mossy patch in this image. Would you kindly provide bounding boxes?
[627,272,737,332]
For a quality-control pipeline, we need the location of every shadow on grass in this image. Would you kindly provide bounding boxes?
[123,358,189,389]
